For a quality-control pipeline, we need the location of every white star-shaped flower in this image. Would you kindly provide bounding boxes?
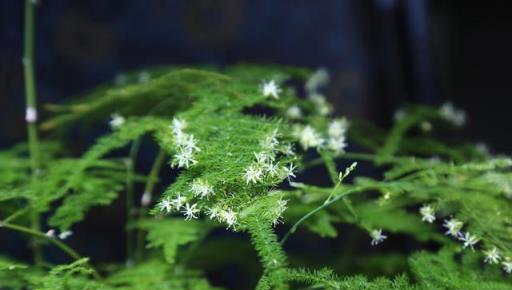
[299,125,324,149]
[190,178,214,199]
[279,143,295,156]
[458,231,480,250]
[483,247,501,264]
[502,258,512,274]
[328,118,349,138]
[244,164,263,184]
[308,94,331,116]
[281,163,296,181]
[220,209,237,229]
[176,134,200,152]
[443,218,464,237]
[173,148,197,168]
[170,193,186,210]
[254,151,274,165]
[260,130,280,151]
[419,205,436,223]
[109,113,125,129]
[182,203,199,220]
[207,206,221,220]
[159,197,173,213]
[171,117,187,135]
[261,80,282,99]
[327,135,348,154]
[370,229,387,246]
[305,68,329,93]
[265,162,280,177]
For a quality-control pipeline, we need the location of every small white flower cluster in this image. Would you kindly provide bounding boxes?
[286,105,302,119]
[308,94,332,116]
[295,125,324,150]
[293,118,349,154]
[159,193,184,213]
[370,229,387,246]
[440,216,512,274]
[419,204,436,223]
[418,211,511,273]
[190,178,214,199]
[481,245,512,274]
[244,152,296,184]
[170,117,200,168]
[159,178,216,220]
[457,231,480,250]
[304,69,332,116]
[442,218,479,250]
[326,118,349,154]
[261,80,282,99]
[159,193,240,229]
[244,130,296,184]
[305,68,330,94]
[441,217,479,250]
[45,229,73,240]
[483,247,501,264]
[440,102,466,127]
[503,258,512,274]
[159,194,197,220]
[207,206,238,229]
[109,113,125,129]
[443,218,464,237]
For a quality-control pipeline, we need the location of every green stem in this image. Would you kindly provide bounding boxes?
[23,0,43,266]
[125,138,141,265]
[280,186,366,245]
[0,222,101,280]
[319,151,359,221]
[3,209,29,224]
[135,149,166,261]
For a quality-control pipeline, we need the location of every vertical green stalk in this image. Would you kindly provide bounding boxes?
[23,0,43,265]
[135,149,166,261]
[125,139,141,266]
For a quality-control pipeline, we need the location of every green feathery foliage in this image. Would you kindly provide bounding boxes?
[137,218,213,266]
[2,59,512,290]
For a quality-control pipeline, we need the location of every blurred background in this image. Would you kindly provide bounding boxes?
[1,0,511,289]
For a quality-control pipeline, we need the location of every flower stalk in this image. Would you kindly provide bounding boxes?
[23,0,43,266]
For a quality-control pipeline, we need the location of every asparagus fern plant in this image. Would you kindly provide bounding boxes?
[1,1,512,289]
